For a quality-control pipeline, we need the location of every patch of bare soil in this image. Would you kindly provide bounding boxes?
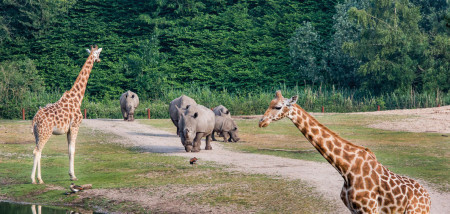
[352,105,450,134]
[82,109,449,214]
[80,185,251,214]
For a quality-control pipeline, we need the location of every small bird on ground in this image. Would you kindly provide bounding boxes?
[190,157,198,165]
[69,183,84,193]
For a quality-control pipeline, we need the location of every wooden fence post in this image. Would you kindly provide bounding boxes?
[22,108,25,120]
[147,108,151,119]
[377,105,380,111]
[84,108,87,119]
[321,106,324,113]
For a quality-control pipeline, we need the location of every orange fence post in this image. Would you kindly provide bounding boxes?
[377,105,380,111]
[22,108,25,120]
[437,104,440,107]
[84,108,87,119]
[147,108,151,119]
[321,106,324,113]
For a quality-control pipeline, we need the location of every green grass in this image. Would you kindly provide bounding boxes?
[142,115,450,191]
[0,120,333,213]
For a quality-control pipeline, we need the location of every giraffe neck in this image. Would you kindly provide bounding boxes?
[287,104,375,176]
[67,54,95,107]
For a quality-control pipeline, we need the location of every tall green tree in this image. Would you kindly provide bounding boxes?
[0,59,44,118]
[344,0,427,94]
[325,0,368,88]
[122,36,172,99]
[289,22,327,85]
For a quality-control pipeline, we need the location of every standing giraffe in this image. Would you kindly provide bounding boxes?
[259,91,430,214]
[31,45,102,184]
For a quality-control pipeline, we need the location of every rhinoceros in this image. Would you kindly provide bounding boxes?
[169,95,197,135]
[178,104,215,152]
[213,115,240,142]
[212,105,234,141]
[212,105,231,118]
[120,90,139,121]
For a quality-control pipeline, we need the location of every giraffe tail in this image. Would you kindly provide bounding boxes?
[31,117,37,135]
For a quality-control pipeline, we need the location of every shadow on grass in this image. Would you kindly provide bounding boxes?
[127,132,176,138]
[127,145,185,154]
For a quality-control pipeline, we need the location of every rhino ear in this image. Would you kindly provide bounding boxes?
[193,112,198,118]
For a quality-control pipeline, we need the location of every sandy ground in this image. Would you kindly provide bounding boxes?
[82,106,450,214]
[353,105,450,134]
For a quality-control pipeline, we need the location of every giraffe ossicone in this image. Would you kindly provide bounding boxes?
[31,45,102,184]
[259,90,431,214]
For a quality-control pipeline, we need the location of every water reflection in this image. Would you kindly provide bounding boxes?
[0,201,86,214]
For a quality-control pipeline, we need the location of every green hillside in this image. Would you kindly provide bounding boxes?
[0,0,448,118]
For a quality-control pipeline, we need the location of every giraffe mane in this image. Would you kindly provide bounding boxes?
[294,104,377,160]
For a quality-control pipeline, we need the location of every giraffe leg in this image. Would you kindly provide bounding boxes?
[31,129,50,184]
[31,148,39,184]
[32,146,46,184]
[36,150,44,184]
[67,126,79,181]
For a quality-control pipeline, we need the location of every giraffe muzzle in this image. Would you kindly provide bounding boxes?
[259,118,269,128]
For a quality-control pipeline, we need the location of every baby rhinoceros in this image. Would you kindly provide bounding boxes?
[120,90,139,121]
[179,104,215,152]
[213,115,240,142]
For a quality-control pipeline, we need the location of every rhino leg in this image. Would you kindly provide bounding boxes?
[211,130,217,141]
[192,133,204,152]
[205,134,212,150]
[122,110,128,121]
[221,131,230,142]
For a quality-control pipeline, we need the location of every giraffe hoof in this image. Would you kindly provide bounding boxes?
[32,181,37,184]
[70,177,78,181]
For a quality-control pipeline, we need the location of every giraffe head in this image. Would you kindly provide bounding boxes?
[259,90,298,128]
[86,45,103,63]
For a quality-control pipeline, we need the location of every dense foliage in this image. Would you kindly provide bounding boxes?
[0,0,449,119]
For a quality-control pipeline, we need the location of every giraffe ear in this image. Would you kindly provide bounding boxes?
[86,49,91,54]
[287,95,298,106]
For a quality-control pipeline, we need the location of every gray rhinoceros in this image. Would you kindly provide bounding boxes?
[169,95,197,135]
[212,105,231,118]
[213,115,240,142]
[178,104,215,152]
[120,90,139,121]
[212,105,233,141]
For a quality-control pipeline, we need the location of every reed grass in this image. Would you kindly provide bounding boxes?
[1,85,447,119]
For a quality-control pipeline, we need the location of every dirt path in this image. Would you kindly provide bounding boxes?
[82,112,449,213]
